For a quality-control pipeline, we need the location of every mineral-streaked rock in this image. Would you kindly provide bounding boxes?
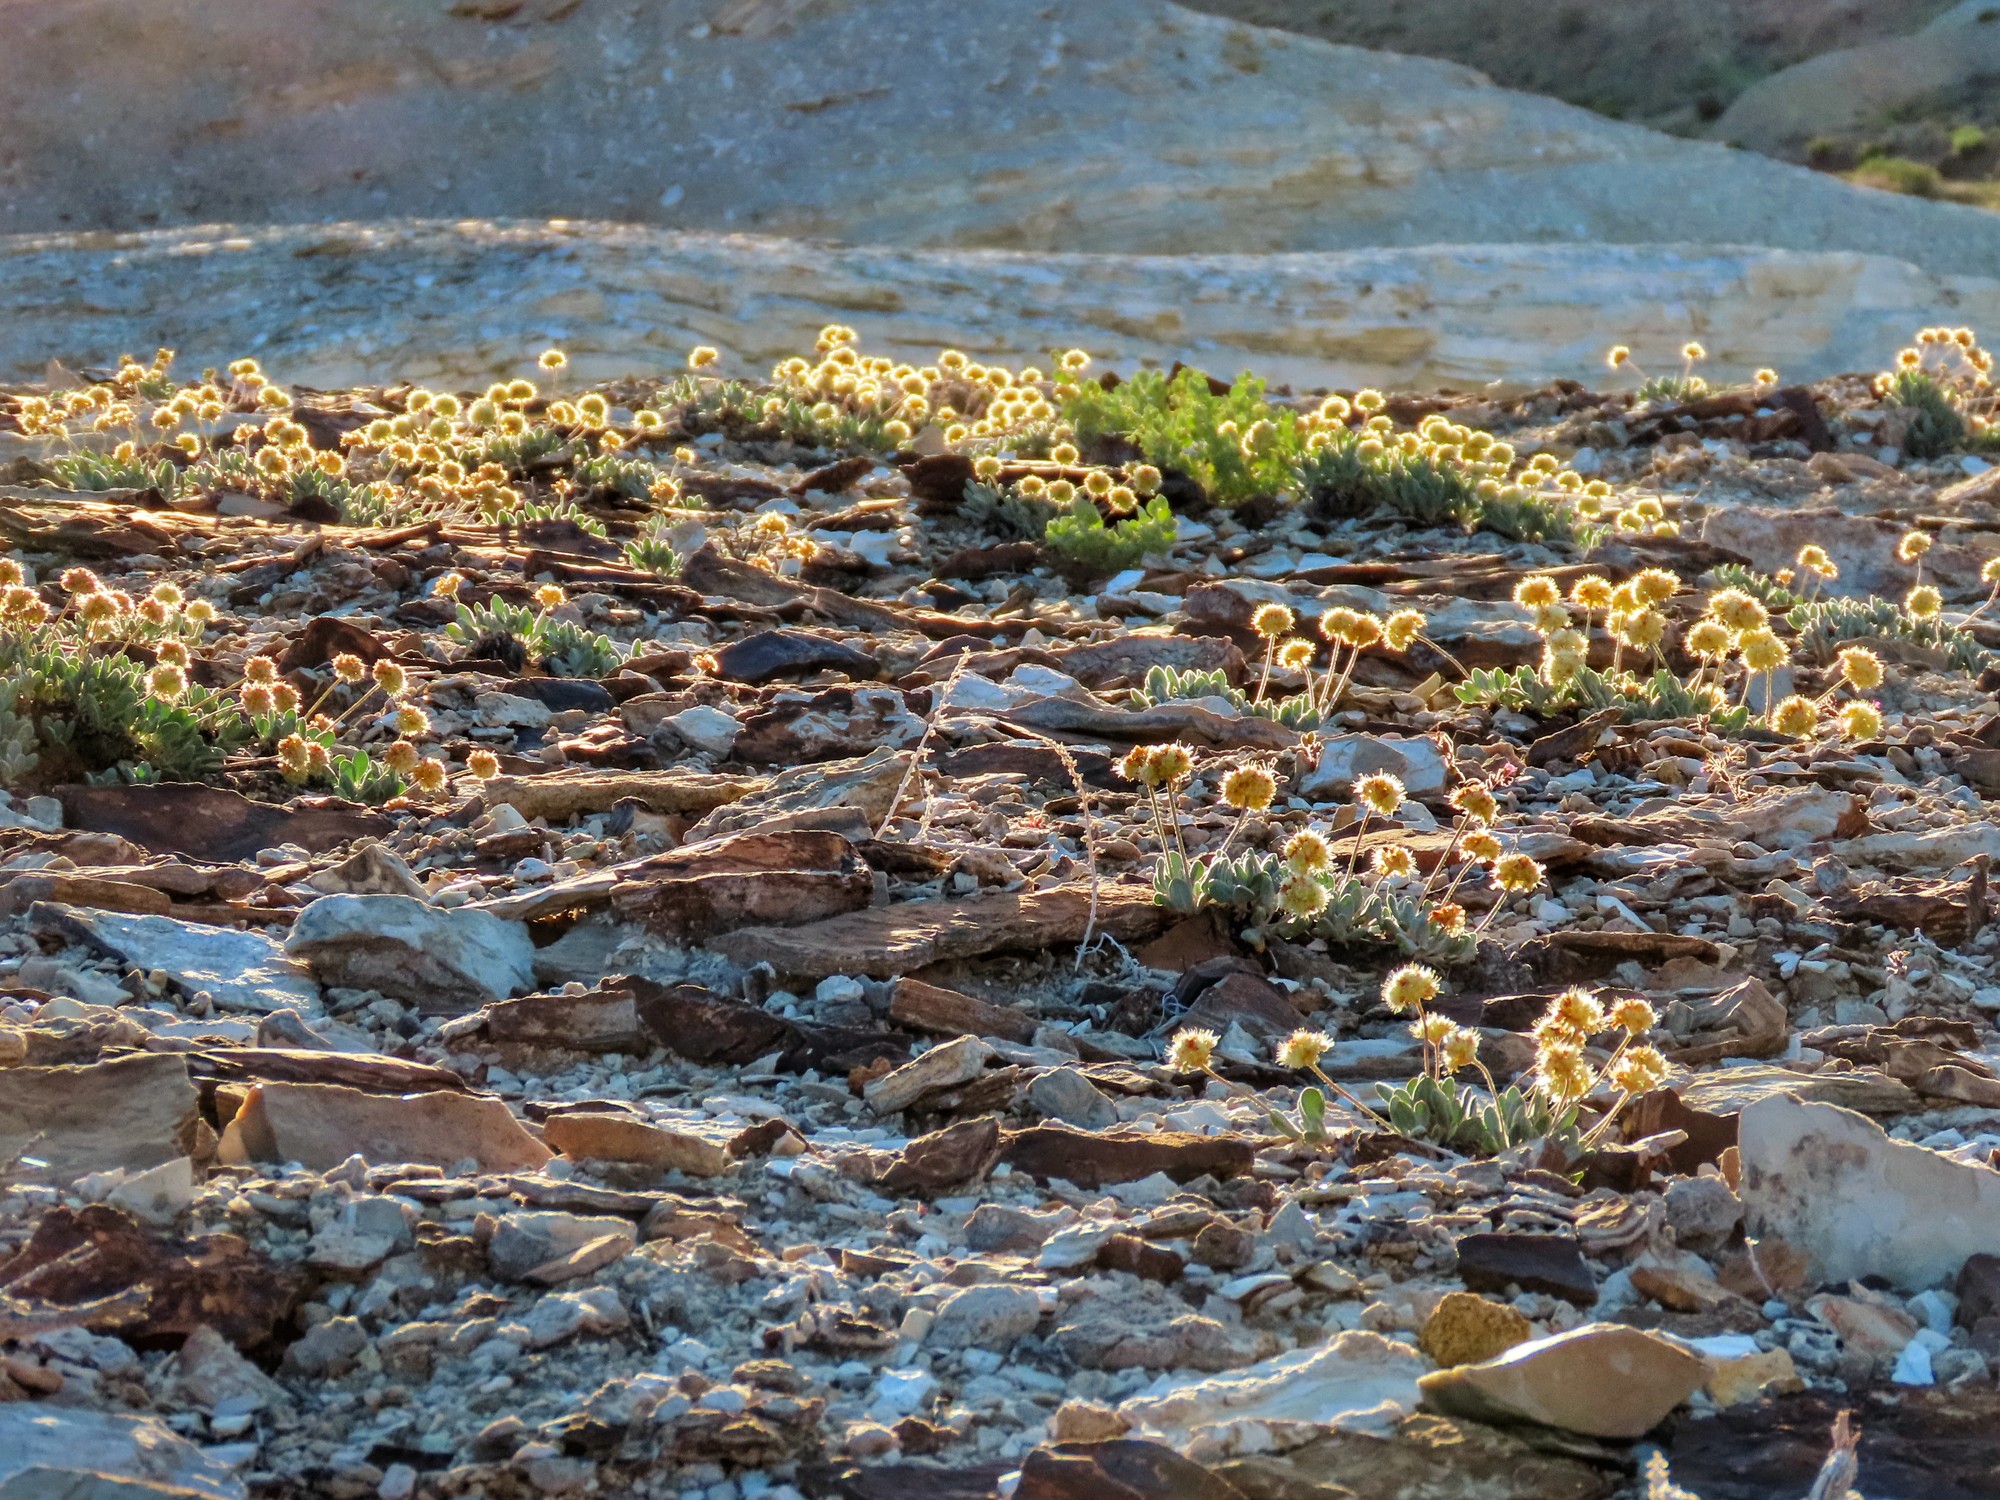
[1220,1412,1616,1500]
[10,223,2000,396]
[1739,1095,2000,1290]
[1419,1292,1534,1369]
[285,893,535,1012]
[1418,1323,1704,1439]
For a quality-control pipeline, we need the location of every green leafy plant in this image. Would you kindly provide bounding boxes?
[622,519,684,577]
[1060,368,1304,507]
[48,451,181,498]
[1042,493,1177,576]
[446,598,626,679]
[1133,663,1320,729]
[1788,593,1993,674]
[0,642,248,787]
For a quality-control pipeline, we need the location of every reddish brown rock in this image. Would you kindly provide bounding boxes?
[0,1205,299,1349]
[1000,1124,1254,1189]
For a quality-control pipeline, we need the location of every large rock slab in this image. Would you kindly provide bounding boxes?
[0,1053,197,1186]
[218,1081,551,1173]
[0,1404,246,1499]
[12,222,2000,397]
[286,893,534,1012]
[1739,1095,2000,1291]
[10,0,2000,286]
[32,903,321,1016]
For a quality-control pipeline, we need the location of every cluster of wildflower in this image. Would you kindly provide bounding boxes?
[1165,970,1669,1156]
[1607,340,1712,405]
[1128,739,1542,961]
[1874,326,1999,457]
[1241,599,1428,720]
[248,652,449,800]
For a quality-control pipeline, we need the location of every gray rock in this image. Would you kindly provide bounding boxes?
[1662,1174,1743,1255]
[1301,734,1450,802]
[516,1286,628,1350]
[488,1211,638,1283]
[1051,1282,1264,1372]
[286,893,534,1012]
[964,1204,1070,1254]
[1027,1067,1119,1130]
[281,1316,369,1378]
[929,1284,1044,1351]
[0,1404,246,1499]
[32,902,321,1016]
[307,1195,415,1272]
[167,1325,286,1413]
[303,840,429,900]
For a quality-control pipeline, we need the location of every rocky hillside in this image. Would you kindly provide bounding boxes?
[1183,0,1959,135]
[7,0,2000,284]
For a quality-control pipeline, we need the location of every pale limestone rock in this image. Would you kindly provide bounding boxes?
[1117,1330,1427,1459]
[1739,1095,2000,1290]
[10,226,2000,397]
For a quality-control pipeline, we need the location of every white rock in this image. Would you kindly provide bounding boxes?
[0,1404,246,1498]
[1739,1095,2000,1290]
[928,1284,1044,1351]
[1118,1331,1426,1460]
[665,704,740,757]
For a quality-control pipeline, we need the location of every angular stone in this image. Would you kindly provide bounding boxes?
[1029,1067,1120,1130]
[1301,734,1450,801]
[1052,1281,1263,1373]
[603,830,875,942]
[1179,971,1305,1046]
[1002,1124,1255,1189]
[0,1052,198,1186]
[1675,1063,1918,1121]
[1419,1291,1534,1369]
[878,1117,1003,1196]
[479,769,751,823]
[688,746,913,841]
[713,629,880,685]
[1117,1331,1426,1460]
[930,1284,1044,1351]
[482,988,646,1051]
[541,1112,732,1177]
[56,781,389,863]
[1418,1323,1704,1439]
[711,883,1173,979]
[0,1404,247,1499]
[1739,1095,2000,1290]
[168,1324,286,1413]
[864,1035,993,1115]
[286,893,534,1012]
[888,976,1038,1044]
[33,903,321,1016]
[1453,1232,1597,1306]
[487,1211,638,1282]
[219,1081,551,1173]
[1220,1412,1613,1500]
